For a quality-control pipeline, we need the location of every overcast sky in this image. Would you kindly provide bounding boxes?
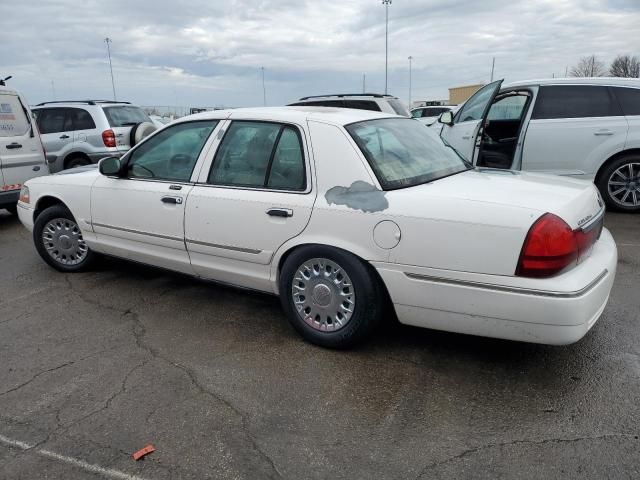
[1,0,639,109]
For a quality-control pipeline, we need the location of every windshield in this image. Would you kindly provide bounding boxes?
[103,106,151,127]
[345,118,470,190]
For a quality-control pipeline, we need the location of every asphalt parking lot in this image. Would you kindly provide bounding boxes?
[0,211,638,479]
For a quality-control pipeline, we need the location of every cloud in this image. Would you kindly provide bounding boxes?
[1,0,638,108]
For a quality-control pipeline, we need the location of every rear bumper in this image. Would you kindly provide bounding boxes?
[0,189,20,207]
[374,228,617,345]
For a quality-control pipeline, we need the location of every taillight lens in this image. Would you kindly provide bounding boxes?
[102,129,117,148]
[516,213,602,278]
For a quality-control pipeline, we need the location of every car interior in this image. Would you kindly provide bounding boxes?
[476,90,531,170]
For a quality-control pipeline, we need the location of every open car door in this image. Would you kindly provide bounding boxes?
[439,80,503,163]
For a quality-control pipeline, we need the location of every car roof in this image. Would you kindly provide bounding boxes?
[0,85,19,96]
[179,106,401,126]
[504,77,640,89]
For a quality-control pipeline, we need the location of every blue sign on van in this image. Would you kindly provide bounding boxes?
[0,103,13,114]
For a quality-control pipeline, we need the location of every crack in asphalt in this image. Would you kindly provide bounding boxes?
[414,433,640,478]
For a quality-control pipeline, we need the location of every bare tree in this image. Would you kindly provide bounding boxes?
[610,55,640,78]
[570,55,607,77]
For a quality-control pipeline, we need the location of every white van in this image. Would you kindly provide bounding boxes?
[437,77,640,212]
[0,85,48,214]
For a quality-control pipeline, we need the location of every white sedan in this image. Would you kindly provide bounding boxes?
[17,107,617,348]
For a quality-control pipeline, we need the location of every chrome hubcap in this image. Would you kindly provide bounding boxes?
[42,218,88,266]
[292,258,356,332]
[608,162,640,207]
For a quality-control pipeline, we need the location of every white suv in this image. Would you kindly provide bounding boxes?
[438,77,640,211]
[289,93,410,116]
[0,84,47,214]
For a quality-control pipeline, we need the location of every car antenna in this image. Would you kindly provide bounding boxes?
[0,76,12,86]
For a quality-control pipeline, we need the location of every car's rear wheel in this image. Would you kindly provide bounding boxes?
[66,156,91,169]
[279,245,385,348]
[33,205,95,272]
[598,155,640,212]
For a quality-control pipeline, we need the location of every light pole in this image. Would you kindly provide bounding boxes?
[408,56,413,108]
[261,67,266,106]
[382,0,392,94]
[104,38,117,101]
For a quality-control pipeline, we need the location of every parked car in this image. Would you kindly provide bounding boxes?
[411,105,459,126]
[31,100,157,173]
[0,84,48,214]
[17,107,616,348]
[289,93,410,116]
[437,77,640,211]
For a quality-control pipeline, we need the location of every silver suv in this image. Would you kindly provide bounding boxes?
[288,93,410,116]
[32,100,157,172]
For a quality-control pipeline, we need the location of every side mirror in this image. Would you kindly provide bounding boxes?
[439,111,454,126]
[98,156,122,176]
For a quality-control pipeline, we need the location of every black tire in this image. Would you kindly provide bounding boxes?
[5,204,18,215]
[279,245,385,349]
[33,205,96,272]
[597,154,640,212]
[66,156,91,169]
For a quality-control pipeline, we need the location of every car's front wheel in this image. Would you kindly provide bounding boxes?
[598,155,640,212]
[33,205,95,272]
[279,246,385,348]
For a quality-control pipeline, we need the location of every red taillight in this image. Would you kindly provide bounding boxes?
[516,213,600,278]
[102,129,116,148]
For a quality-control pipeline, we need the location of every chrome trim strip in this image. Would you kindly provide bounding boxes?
[404,270,608,298]
[580,207,605,232]
[92,222,183,242]
[185,238,261,255]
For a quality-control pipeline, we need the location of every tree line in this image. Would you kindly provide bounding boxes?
[570,54,640,78]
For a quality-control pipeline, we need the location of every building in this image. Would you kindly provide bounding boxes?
[449,84,484,105]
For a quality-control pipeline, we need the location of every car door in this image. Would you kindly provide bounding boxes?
[35,108,74,164]
[522,85,628,178]
[440,80,503,161]
[185,118,315,292]
[0,92,47,189]
[91,119,220,274]
[68,107,97,153]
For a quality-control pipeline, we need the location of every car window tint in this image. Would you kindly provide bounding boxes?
[611,87,640,116]
[37,108,67,134]
[456,83,500,122]
[298,100,344,107]
[266,127,306,190]
[343,100,381,112]
[388,98,410,116]
[103,106,151,127]
[532,85,622,119]
[411,109,422,118]
[126,120,217,182]
[69,108,96,130]
[208,121,281,187]
[487,95,528,120]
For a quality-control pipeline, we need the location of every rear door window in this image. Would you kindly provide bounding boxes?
[532,85,622,119]
[343,100,382,112]
[36,108,69,134]
[611,87,640,116]
[103,106,151,127]
[68,108,96,130]
[0,94,30,137]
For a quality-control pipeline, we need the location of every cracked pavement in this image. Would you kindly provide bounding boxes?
[0,210,639,479]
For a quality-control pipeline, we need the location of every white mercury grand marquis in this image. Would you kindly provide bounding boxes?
[17,107,617,348]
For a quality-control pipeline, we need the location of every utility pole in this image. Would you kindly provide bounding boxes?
[565,65,568,77]
[490,56,495,82]
[408,56,413,108]
[261,67,266,106]
[382,0,392,94]
[104,38,117,101]
[362,73,366,93]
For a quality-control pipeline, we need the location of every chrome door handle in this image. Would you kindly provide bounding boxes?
[594,130,614,136]
[59,134,70,139]
[161,196,183,205]
[266,208,293,217]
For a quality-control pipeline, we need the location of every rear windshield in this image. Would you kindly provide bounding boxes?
[387,98,410,117]
[103,106,151,127]
[345,118,470,190]
[0,93,30,137]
